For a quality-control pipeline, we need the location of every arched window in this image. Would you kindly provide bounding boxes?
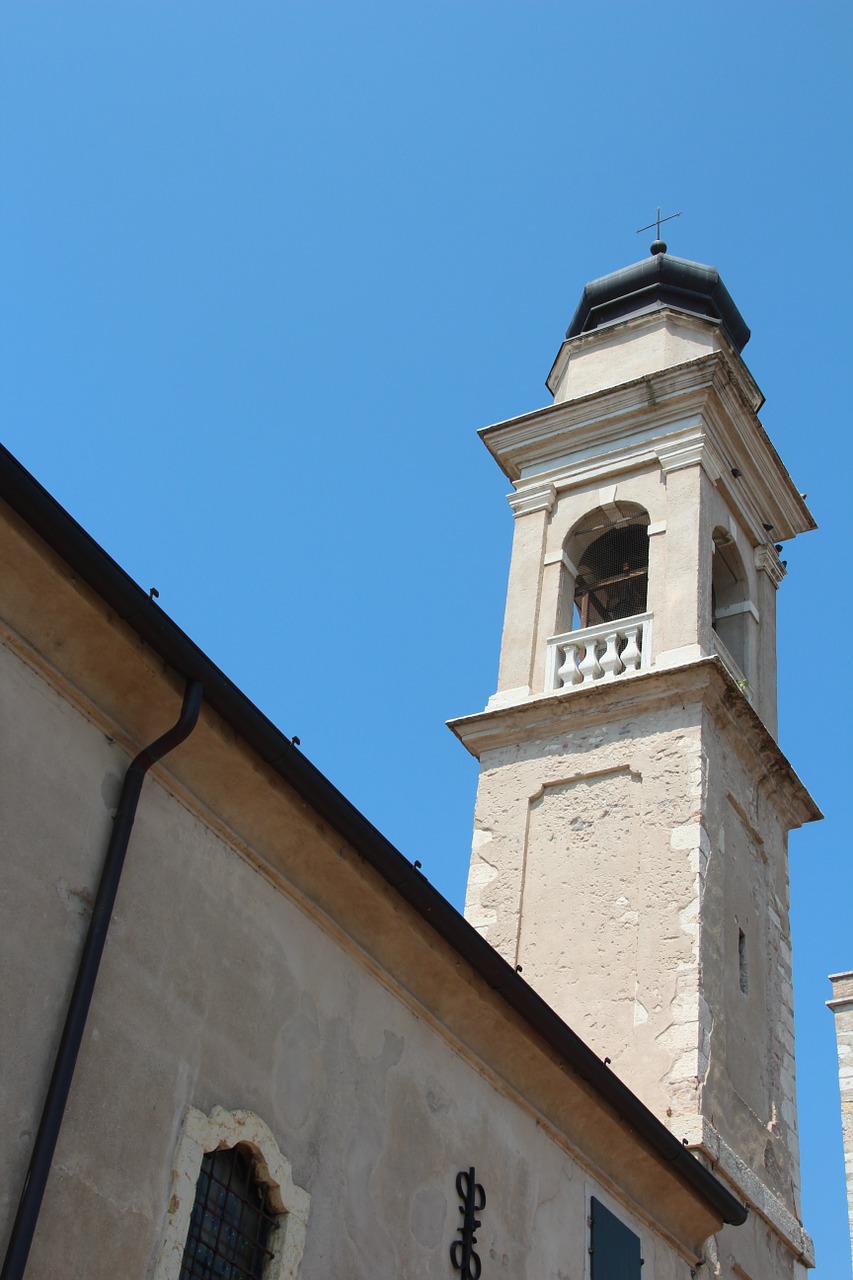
[711,529,748,676]
[568,507,650,629]
[154,1107,310,1280]
[180,1145,277,1280]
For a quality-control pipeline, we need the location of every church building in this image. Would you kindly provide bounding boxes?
[0,242,818,1280]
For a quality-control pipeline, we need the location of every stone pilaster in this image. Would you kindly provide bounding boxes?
[828,971,853,1268]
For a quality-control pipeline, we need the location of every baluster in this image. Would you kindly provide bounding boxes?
[577,639,603,683]
[621,624,642,672]
[599,628,623,680]
[557,642,582,687]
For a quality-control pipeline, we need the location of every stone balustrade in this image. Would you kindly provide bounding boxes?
[546,613,652,690]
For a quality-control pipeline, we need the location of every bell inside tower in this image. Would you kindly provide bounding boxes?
[569,509,650,629]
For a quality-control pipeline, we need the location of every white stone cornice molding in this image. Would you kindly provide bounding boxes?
[543,549,579,575]
[827,970,853,1011]
[480,348,814,544]
[656,430,724,483]
[521,444,663,501]
[507,482,557,517]
[754,544,787,588]
[713,599,760,625]
[486,685,532,710]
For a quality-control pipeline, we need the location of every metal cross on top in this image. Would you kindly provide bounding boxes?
[636,206,682,254]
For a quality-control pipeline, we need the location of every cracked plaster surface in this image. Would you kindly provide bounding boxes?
[462,680,810,1274]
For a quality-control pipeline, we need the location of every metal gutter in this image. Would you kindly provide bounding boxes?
[1,679,203,1280]
[0,442,747,1229]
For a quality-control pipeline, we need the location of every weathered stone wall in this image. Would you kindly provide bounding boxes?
[465,692,704,1130]
[458,660,817,1275]
[700,705,802,1212]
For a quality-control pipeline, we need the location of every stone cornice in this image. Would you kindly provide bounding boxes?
[448,657,820,831]
[479,349,815,544]
[480,359,719,477]
[542,549,578,573]
[507,482,556,517]
[657,430,725,481]
[689,1118,815,1266]
[827,971,853,1012]
[754,544,787,587]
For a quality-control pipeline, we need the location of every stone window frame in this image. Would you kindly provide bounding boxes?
[152,1106,310,1280]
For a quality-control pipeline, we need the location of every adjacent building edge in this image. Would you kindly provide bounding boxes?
[828,971,853,1268]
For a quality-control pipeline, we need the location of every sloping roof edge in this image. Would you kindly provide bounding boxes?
[0,441,747,1228]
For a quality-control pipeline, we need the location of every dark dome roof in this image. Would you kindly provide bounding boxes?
[566,253,750,353]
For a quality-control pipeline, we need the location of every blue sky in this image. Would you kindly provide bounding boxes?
[1,3,851,1272]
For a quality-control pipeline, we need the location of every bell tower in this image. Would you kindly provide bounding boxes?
[450,244,820,1277]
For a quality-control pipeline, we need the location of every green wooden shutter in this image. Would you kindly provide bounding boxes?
[589,1196,642,1279]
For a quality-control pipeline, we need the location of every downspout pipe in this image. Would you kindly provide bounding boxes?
[1,679,204,1280]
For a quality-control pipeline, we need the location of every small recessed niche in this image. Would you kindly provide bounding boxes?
[738,927,749,994]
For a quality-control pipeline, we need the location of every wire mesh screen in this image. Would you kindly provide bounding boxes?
[179,1146,277,1280]
[573,515,649,627]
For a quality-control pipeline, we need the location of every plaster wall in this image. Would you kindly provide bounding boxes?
[496,500,549,694]
[0,634,705,1280]
[465,696,705,1126]
[549,312,724,404]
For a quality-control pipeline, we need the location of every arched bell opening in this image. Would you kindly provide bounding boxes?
[547,504,652,690]
[711,528,749,676]
[566,505,651,630]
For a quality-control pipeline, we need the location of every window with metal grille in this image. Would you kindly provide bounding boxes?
[589,1196,643,1278]
[572,516,649,628]
[179,1146,278,1280]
